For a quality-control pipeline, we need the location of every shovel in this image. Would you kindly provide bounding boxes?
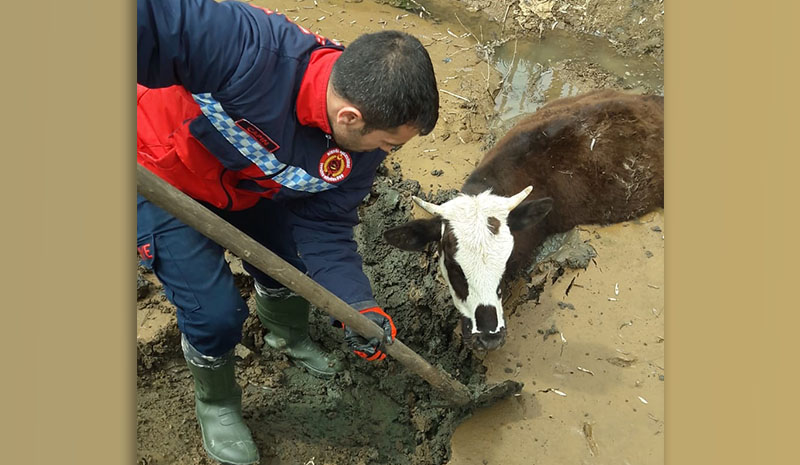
[137,164,521,407]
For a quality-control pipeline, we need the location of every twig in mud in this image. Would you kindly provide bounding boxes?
[423,35,447,46]
[406,0,431,17]
[565,275,576,296]
[502,3,512,32]
[139,307,154,327]
[606,354,637,367]
[576,366,595,376]
[583,422,600,456]
[500,39,518,88]
[649,360,665,371]
[448,46,473,58]
[439,89,471,102]
[652,307,661,316]
[539,388,567,396]
[454,13,481,45]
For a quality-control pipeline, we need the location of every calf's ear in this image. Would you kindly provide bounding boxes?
[383,218,443,251]
[508,197,553,231]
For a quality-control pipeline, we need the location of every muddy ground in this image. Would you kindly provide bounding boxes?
[137,0,664,464]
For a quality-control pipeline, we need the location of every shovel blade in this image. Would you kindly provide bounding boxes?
[472,380,524,408]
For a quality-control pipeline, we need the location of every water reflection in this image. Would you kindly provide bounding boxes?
[490,31,663,129]
[414,0,663,131]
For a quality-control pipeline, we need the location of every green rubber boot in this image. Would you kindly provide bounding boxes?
[254,284,343,378]
[183,337,259,465]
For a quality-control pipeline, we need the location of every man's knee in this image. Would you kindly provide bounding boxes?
[180,291,250,357]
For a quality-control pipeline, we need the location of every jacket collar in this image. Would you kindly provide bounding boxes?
[296,47,342,135]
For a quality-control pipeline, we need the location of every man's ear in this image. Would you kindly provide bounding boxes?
[336,106,363,126]
[508,197,553,231]
[383,218,443,251]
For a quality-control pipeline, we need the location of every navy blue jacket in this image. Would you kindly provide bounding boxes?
[137,0,385,310]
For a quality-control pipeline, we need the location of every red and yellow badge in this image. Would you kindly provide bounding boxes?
[318,148,352,183]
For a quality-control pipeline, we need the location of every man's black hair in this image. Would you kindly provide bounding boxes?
[331,30,439,135]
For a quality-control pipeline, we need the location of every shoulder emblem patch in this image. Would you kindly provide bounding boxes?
[319,148,352,183]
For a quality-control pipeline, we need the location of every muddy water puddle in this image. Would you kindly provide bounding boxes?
[416,0,663,130]
[491,33,663,128]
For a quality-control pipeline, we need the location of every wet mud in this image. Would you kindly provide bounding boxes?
[136,167,624,465]
[137,166,498,465]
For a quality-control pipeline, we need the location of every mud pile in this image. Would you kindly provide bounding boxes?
[136,165,493,465]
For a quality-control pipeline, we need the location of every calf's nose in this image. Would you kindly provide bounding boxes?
[475,329,506,350]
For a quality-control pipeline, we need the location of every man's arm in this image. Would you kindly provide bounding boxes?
[137,0,259,93]
[286,183,396,360]
[287,195,377,311]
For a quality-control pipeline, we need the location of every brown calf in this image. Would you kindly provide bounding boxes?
[384,90,664,350]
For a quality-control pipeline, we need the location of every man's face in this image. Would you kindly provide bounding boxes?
[331,122,419,153]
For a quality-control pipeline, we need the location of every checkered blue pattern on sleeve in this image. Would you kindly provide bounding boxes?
[192,93,285,175]
[192,93,336,193]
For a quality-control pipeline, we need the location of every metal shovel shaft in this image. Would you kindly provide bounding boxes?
[137,164,473,406]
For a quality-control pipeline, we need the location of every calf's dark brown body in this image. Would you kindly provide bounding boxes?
[463,89,665,276]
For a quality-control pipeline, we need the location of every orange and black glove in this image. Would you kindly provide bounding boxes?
[343,307,397,361]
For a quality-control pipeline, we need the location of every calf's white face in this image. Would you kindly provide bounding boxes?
[384,186,553,350]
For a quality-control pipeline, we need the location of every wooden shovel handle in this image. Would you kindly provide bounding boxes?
[136,164,472,406]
